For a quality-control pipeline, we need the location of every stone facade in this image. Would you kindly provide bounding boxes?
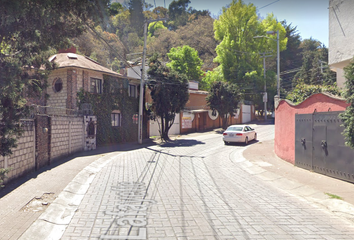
[50,116,84,161]
[46,67,105,115]
[0,120,35,182]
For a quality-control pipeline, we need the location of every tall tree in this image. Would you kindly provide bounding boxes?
[168,0,191,30]
[147,15,217,67]
[213,0,287,89]
[147,54,189,141]
[293,38,335,86]
[206,81,242,129]
[128,0,144,37]
[0,0,108,157]
[166,45,204,81]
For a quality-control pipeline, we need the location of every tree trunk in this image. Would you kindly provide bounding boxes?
[160,113,170,141]
[221,116,228,129]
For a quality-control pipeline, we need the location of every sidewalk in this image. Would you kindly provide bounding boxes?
[243,139,354,221]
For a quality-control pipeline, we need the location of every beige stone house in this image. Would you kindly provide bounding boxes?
[47,51,139,113]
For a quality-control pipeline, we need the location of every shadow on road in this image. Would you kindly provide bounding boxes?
[0,139,158,199]
[159,139,205,148]
[225,139,259,147]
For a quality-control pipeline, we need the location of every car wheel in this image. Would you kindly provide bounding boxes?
[224,141,229,145]
[245,137,248,145]
[254,133,257,141]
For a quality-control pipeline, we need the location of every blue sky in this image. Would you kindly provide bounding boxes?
[142,0,329,47]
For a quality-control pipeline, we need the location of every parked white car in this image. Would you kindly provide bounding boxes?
[222,125,257,145]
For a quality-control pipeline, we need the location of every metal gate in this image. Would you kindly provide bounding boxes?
[295,111,354,183]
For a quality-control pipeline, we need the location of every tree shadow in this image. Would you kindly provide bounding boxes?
[159,139,206,148]
[0,139,158,198]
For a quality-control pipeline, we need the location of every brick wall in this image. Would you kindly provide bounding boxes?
[50,116,84,161]
[0,120,35,182]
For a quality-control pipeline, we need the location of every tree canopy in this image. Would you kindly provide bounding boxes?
[166,45,204,81]
[206,81,242,129]
[213,0,287,88]
[0,0,108,156]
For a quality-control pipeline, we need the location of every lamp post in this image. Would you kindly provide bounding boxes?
[138,18,168,144]
[254,30,280,120]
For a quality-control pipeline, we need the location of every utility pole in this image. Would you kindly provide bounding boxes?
[262,52,267,121]
[138,18,168,144]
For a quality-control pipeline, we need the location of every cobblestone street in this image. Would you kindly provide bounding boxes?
[41,125,354,240]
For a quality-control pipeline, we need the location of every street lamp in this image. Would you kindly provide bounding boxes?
[254,30,280,121]
[138,18,168,144]
[254,30,280,97]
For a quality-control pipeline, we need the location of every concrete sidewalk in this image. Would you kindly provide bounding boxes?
[243,139,354,221]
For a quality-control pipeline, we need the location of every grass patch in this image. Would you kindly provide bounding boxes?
[325,193,343,200]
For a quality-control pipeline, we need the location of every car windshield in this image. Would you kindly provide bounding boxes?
[227,126,243,131]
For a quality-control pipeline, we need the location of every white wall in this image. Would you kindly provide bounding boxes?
[149,114,180,137]
[242,105,251,123]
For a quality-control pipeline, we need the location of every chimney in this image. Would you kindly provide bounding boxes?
[58,46,77,54]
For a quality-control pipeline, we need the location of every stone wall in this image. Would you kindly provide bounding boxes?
[50,116,84,161]
[47,68,68,115]
[0,120,35,182]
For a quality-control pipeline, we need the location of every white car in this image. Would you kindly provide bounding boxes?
[222,125,257,145]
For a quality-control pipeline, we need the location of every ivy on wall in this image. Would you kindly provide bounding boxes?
[77,75,139,146]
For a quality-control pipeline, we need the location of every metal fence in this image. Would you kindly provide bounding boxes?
[295,111,354,183]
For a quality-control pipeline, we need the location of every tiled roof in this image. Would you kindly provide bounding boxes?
[49,53,124,77]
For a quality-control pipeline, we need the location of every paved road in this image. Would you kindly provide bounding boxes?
[22,124,353,239]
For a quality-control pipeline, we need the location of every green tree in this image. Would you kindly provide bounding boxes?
[147,54,189,141]
[148,21,167,37]
[168,0,191,30]
[108,2,124,16]
[128,0,144,37]
[213,0,287,89]
[200,67,224,91]
[293,38,336,86]
[340,58,354,148]
[285,82,340,104]
[166,45,204,81]
[0,0,108,157]
[206,81,242,129]
[147,15,217,67]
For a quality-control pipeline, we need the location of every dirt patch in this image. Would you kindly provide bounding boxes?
[20,192,56,212]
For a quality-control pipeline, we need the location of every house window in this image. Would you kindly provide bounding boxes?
[53,78,63,93]
[129,84,136,98]
[90,78,102,94]
[111,113,121,127]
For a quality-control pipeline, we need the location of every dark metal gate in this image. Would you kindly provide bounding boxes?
[295,111,354,183]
